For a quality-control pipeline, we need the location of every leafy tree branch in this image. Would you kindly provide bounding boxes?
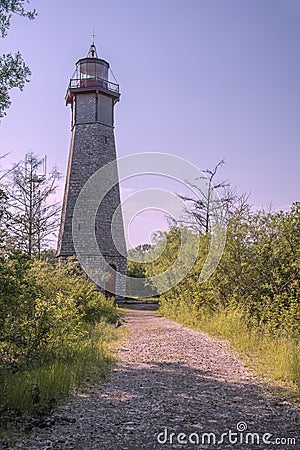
[0,0,37,118]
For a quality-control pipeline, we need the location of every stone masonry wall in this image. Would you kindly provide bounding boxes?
[57,91,127,300]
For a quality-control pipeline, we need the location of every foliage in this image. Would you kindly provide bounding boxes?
[126,243,161,297]
[0,253,120,424]
[0,1,36,37]
[0,52,31,118]
[0,255,118,367]
[142,203,300,392]
[0,1,37,117]
[0,152,120,426]
[147,203,300,334]
[127,244,151,278]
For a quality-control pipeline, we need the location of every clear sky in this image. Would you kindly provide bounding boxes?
[1,0,300,247]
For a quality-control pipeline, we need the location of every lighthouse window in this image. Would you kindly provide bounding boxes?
[104,137,108,144]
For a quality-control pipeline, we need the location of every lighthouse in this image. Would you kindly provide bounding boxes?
[57,40,127,300]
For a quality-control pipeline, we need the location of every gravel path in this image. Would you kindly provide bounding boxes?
[9,309,299,449]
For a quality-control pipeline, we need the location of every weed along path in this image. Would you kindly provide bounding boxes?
[12,309,299,450]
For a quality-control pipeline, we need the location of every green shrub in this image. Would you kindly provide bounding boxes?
[0,254,121,425]
[148,204,300,395]
[0,256,118,366]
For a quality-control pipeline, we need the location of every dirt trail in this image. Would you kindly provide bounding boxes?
[10,309,299,449]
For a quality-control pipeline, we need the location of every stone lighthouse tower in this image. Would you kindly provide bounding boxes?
[57,40,127,300]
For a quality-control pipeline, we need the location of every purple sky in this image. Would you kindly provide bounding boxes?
[1,0,300,247]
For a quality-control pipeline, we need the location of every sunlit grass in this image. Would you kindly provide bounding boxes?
[159,302,300,400]
[0,321,123,429]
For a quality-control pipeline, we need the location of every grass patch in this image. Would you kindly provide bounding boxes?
[0,321,124,434]
[159,302,300,401]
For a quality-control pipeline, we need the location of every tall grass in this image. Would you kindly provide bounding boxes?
[0,321,123,430]
[159,301,300,399]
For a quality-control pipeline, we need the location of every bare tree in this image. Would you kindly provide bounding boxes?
[178,160,246,233]
[5,152,61,256]
[0,153,11,243]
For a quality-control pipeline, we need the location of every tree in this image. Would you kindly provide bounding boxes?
[178,160,245,233]
[6,152,61,256]
[0,188,8,244]
[0,154,10,243]
[0,1,37,118]
[127,244,152,278]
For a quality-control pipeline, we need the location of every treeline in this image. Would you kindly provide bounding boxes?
[139,203,300,393]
